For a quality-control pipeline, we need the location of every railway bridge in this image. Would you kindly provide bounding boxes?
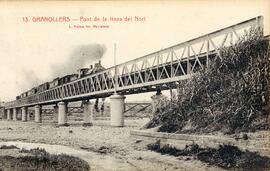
[2,16,264,126]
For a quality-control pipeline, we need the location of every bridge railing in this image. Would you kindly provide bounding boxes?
[4,16,263,109]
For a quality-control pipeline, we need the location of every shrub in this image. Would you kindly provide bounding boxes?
[146,28,270,134]
[0,148,90,171]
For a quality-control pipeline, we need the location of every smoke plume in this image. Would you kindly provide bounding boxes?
[17,43,106,94]
[17,69,42,92]
[51,43,106,78]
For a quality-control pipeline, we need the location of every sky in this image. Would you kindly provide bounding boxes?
[0,0,269,102]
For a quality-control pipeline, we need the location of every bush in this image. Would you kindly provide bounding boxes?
[146,28,270,134]
[0,148,90,171]
[147,142,270,170]
[0,145,19,150]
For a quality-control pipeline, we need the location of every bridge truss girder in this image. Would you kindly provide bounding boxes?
[5,16,263,109]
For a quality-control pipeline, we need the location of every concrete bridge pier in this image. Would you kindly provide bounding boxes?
[53,105,59,123]
[13,108,17,121]
[58,101,68,126]
[7,109,11,120]
[34,105,42,123]
[110,93,126,127]
[83,100,93,126]
[2,109,6,120]
[21,107,28,122]
[17,108,22,120]
[4,109,7,119]
[27,111,31,121]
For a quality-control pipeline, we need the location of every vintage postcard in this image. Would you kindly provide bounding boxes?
[0,1,269,171]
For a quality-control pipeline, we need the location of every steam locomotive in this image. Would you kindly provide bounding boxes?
[16,61,105,100]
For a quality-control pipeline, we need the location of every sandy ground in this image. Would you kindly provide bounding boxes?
[0,118,225,171]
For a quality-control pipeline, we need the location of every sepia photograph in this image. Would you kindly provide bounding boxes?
[0,0,269,170]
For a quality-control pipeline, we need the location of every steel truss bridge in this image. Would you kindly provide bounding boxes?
[5,16,264,109]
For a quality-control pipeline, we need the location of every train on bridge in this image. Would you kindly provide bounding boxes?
[16,60,106,100]
[3,16,265,127]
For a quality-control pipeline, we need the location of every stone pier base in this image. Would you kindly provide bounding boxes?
[83,100,94,126]
[34,105,42,123]
[53,105,59,123]
[21,107,27,122]
[110,94,125,127]
[7,109,11,121]
[58,102,68,126]
[13,108,17,121]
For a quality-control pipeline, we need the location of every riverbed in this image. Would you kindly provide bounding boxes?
[0,119,223,171]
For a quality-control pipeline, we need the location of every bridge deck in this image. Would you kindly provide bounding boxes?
[5,16,263,109]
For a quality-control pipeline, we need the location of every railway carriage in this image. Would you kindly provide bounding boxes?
[37,82,49,93]
[59,74,79,85]
[17,60,106,98]
[20,92,28,98]
[49,78,59,89]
